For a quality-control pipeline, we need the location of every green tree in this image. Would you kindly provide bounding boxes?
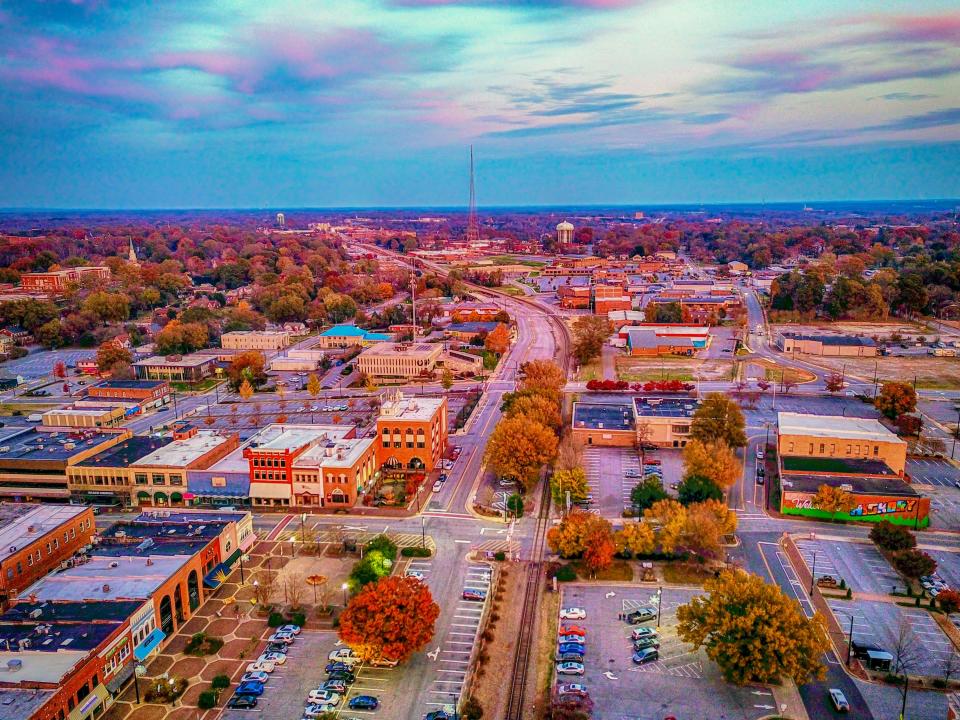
[550,468,590,506]
[82,292,130,323]
[571,315,611,365]
[630,475,667,511]
[690,393,747,448]
[440,369,454,391]
[34,319,66,349]
[677,474,723,505]
[676,569,830,685]
[875,381,917,420]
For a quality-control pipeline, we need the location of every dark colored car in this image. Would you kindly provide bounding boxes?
[236,681,265,696]
[633,637,660,651]
[325,661,352,673]
[348,695,380,710]
[326,671,356,685]
[557,643,585,655]
[424,712,451,720]
[227,694,259,709]
[462,589,487,601]
[265,642,288,654]
[558,652,585,663]
[632,648,659,664]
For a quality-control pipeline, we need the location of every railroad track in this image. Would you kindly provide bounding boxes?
[503,470,552,720]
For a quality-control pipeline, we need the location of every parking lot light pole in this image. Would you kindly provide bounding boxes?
[421,516,426,548]
[809,551,818,596]
[846,613,854,667]
[656,586,663,627]
[951,407,960,460]
[341,582,349,606]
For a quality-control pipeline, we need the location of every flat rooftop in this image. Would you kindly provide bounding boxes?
[0,688,54,720]
[295,437,375,469]
[0,619,118,654]
[634,396,701,418]
[781,456,895,476]
[0,504,89,565]
[133,354,215,368]
[781,333,876,347]
[135,509,249,525]
[379,395,445,422]
[249,424,351,453]
[132,430,232,467]
[781,473,920,497]
[2,600,143,624]
[778,413,905,445]
[361,342,439,357]
[93,379,167,390]
[572,403,635,432]
[24,554,190,602]
[0,427,120,464]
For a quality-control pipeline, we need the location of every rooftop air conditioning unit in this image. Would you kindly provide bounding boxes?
[19,639,30,649]
[102,584,110,593]
[109,561,119,569]
[26,526,34,534]
[28,609,41,620]
[6,660,21,672]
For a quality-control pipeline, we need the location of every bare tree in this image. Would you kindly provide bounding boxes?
[941,649,959,687]
[891,619,921,718]
[556,434,585,473]
[634,423,653,467]
[284,572,307,610]
[252,570,277,606]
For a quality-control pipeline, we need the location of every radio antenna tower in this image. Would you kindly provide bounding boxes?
[466,145,479,243]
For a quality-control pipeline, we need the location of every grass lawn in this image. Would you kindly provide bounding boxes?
[577,356,602,382]
[619,369,695,382]
[0,403,57,415]
[171,378,224,393]
[572,559,634,582]
[754,362,816,385]
[661,563,715,585]
[487,255,546,267]
[497,285,526,297]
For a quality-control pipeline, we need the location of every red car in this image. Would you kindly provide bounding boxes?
[560,625,586,637]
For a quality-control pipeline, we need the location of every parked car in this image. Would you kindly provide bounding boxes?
[265,642,289,654]
[558,634,585,644]
[632,648,659,664]
[268,633,295,644]
[246,661,275,674]
[432,479,444,492]
[424,712,452,720]
[406,570,426,581]
[258,652,286,664]
[325,661,352,674]
[557,642,585,654]
[556,683,588,698]
[303,704,338,718]
[816,575,838,588]
[633,637,660,651]
[367,656,399,668]
[326,671,356,685]
[462,588,487,601]
[756,448,764,460]
[241,671,269,684]
[630,627,658,641]
[556,662,585,675]
[560,625,586,637]
[328,649,359,664]
[828,688,850,713]
[625,608,656,624]
[438,473,447,482]
[236,681,265,696]
[320,680,348,694]
[227,694,259,710]
[560,607,586,620]
[278,624,301,635]
[306,690,341,705]
[348,695,380,710]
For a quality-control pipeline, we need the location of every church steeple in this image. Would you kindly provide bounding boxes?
[128,239,139,265]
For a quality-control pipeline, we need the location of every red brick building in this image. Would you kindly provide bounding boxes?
[21,267,111,295]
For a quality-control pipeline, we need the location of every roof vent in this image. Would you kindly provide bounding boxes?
[6,660,21,672]
[146,558,153,566]
[109,561,119,569]
[102,584,110,593]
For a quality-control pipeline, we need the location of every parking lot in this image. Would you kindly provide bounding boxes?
[556,585,776,720]
[906,458,960,488]
[794,537,901,595]
[582,447,683,518]
[419,562,491,717]
[0,348,95,379]
[920,484,960,529]
[825,599,956,678]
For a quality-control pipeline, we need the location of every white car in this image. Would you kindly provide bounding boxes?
[406,570,425,580]
[432,479,443,492]
[241,671,269,684]
[278,624,301,635]
[556,661,585,675]
[306,690,341,705]
[246,661,275,674]
[756,448,764,460]
[268,633,295,645]
[303,704,338,718]
[559,607,586,620]
[259,652,286,665]
[328,648,359,664]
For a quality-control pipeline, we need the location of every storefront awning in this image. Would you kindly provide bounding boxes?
[134,627,166,661]
[137,491,150,499]
[250,482,292,500]
[105,661,135,694]
[170,492,183,502]
[68,684,109,720]
[203,548,243,589]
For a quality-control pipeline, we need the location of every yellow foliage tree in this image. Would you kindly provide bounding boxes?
[643,499,687,554]
[549,468,590,506]
[238,378,254,401]
[676,569,830,685]
[682,439,741,490]
[812,484,857,521]
[614,522,655,556]
[683,500,738,561]
[484,416,558,491]
[507,393,562,432]
[518,360,566,395]
[306,373,321,398]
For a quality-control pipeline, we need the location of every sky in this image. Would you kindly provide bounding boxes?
[1,0,959,208]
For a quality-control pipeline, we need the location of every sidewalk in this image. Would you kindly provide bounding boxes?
[770,678,809,720]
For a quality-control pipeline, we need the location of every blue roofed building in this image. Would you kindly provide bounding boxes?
[316,324,393,349]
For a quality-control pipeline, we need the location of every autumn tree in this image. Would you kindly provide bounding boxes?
[550,468,590,506]
[82,291,130,323]
[690,393,747,448]
[630,475,667,511]
[869,520,916,552]
[614,521,655,557]
[484,323,510,355]
[555,435,584,473]
[891,549,937,581]
[155,320,209,355]
[676,569,830,685]
[824,372,845,393]
[643,499,687,554]
[546,511,615,571]
[440,369,454,391]
[682,439,741,490]
[484,415,558,491]
[306,373,321,398]
[238,379,254,401]
[339,576,440,664]
[875,381,917,420]
[96,341,132,375]
[677,474,724,505]
[227,351,268,391]
[571,315,611,365]
[505,392,562,432]
[518,360,566,395]
[52,361,67,379]
[936,589,960,614]
[684,500,737,561]
[812,484,856,521]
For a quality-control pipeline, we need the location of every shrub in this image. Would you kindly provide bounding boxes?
[401,546,433,558]
[933,678,948,689]
[507,493,524,518]
[268,612,285,628]
[184,632,223,656]
[554,564,577,582]
[839,578,846,590]
[869,521,916,552]
[198,690,218,710]
[290,612,306,627]
[937,589,960,614]
[461,695,484,720]
[211,675,230,690]
[365,534,398,561]
[891,548,937,580]
[494,551,506,561]
[845,588,852,599]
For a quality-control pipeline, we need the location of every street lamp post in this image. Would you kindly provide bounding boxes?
[299,513,307,556]
[421,516,426,549]
[809,551,817,596]
[656,586,663,627]
[341,582,349,606]
[239,553,245,585]
[952,406,960,460]
[846,613,854,667]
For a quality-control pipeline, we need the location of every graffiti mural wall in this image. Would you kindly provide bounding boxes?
[781,491,930,527]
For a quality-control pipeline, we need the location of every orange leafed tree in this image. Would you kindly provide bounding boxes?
[484,323,510,355]
[339,576,440,664]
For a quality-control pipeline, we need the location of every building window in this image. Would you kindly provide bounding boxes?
[27,555,32,567]
[152,474,165,485]
[46,542,52,554]
[170,474,183,486]
[70,528,75,539]
[53,539,58,550]
[135,473,148,485]
[874,445,879,456]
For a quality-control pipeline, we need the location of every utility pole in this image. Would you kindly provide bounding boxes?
[409,277,417,340]
[846,614,854,667]
[953,406,960,460]
[809,551,817,596]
